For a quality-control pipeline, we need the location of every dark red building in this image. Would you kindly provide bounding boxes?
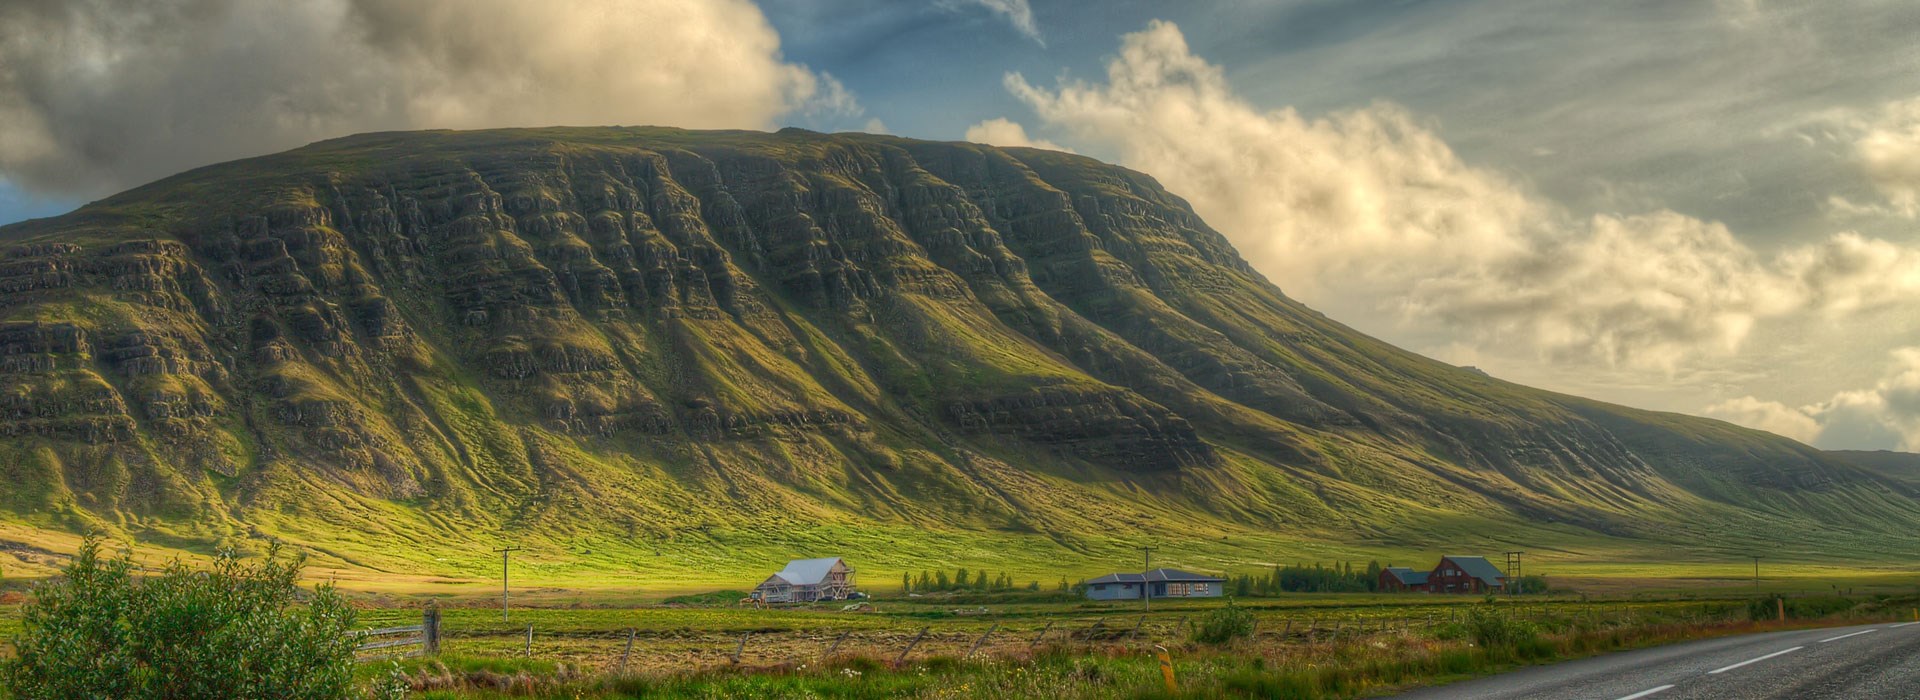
[1379,556,1507,593]
[1426,555,1506,593]
[1379,566,1430,592]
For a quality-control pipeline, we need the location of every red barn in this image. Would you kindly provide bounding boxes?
[1427,555,1505,594]
[1379,566,1430,592]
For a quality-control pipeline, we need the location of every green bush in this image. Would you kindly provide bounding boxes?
[1748,595,1857,621]
[1192,599,1256,644]
[1464,606,1541,651]
[2,537,362,699]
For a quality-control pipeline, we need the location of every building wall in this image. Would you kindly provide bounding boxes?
[1152,581,1222,598]
[1428,560,1498,593]
[1086,582,1143,600]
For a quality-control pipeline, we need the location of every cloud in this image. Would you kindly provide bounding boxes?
[942,0,1043,45]
[963,118,1071,152]
[0,0,857,194]
[1852,97,1920,218]
[999,20,1920,373]
[1702,397,1822,445]
[1708,348,1920,450]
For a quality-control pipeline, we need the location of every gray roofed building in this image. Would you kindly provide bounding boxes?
[1381,566,1430,590]
[1441,556,1506,587]
[751,557,856,604]
[1081,568,1224,600]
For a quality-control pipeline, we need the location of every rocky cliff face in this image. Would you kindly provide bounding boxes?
[1,127,1913,570]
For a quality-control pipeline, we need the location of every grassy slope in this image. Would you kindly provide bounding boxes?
[0,127,1913,592]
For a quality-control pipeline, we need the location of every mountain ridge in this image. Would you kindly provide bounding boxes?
[0,126,1912,582]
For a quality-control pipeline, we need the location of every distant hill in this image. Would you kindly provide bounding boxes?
[1828,450,1920,488]
[0,127,1915,583]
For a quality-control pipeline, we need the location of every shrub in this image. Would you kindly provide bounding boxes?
[2,537,362,700]
[1748,595,1857,621]
[1464,605,1540,651]
[1192,599,1256,644]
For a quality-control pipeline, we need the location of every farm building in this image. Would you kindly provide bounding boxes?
[750,557,857,603]
[1378,566,1430,592]
[1426,556,1505,593]
[1082,568,1225,600]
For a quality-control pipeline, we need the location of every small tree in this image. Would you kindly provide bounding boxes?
[4,537,360,700]
[901,571,912,593]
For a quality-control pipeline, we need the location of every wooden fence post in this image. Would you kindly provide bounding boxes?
[895,626,929,665]
[1084,617,1106,645]
[619,629,635,672]
[1030,621,1055,649]
[732,632,750,664]
[1175,615,1188,640]
[966,624,999,659]
[823,631,851,662]
[422,605,441,656]
[1281,619,1292,638]
[525,624,533,656]
[1128,616,1146,642]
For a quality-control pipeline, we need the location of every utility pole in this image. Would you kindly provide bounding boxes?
[1139,545,1157,613]
[1504,551,1524,595]
[495,546,522,621]
[1752,556,1761,595]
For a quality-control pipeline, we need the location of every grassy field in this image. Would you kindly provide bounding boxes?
[6,571,1917,698]
[319,591,1920,698]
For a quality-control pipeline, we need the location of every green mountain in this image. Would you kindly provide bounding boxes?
[1829,451,1920,488]
[1,127,1913,584]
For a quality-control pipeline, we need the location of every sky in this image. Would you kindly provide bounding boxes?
[4,0,1920,450]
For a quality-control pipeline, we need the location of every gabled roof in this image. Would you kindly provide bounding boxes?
[1084,569,1224,585]
[1440,556,1506,586]
[772,557,847,586]
[1383,566,1429,585]
[1142,568,1225,583]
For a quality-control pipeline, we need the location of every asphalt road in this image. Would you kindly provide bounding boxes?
[1390,620,1920,699]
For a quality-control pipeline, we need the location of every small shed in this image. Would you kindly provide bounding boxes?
[1379,566,1430,592]
[751,557,857,603]
[1428,555,1504,594]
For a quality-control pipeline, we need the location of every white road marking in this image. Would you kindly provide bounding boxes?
[1708,646,1804,675]
[1819,629,1877,643]
[1613,684,1675,700]
[1892,621,1920,629]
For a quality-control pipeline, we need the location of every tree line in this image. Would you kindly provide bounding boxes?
[1229,561,1388,595]
[900,568,1045,593]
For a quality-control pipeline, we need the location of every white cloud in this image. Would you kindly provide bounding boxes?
[1708,348,1920,450]
[963,118,1071,152]
[1853,97,1920,218]
[1703,396,1822,444]
[0,0,857,194]
[998,20,1920,373]
[942,0,1043,45]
